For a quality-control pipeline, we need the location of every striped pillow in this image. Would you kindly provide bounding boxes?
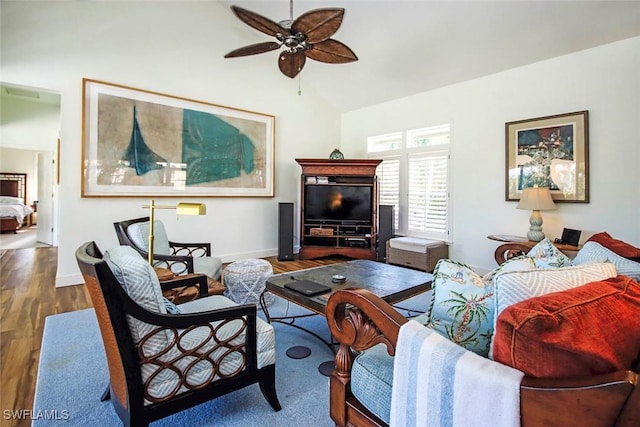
[573,241,640,281]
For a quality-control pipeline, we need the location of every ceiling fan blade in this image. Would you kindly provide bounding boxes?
[225,42,281,58]
[230,6,287,37]
[278,50,306,78]
[291,8,344,44]
[306,39,358,64]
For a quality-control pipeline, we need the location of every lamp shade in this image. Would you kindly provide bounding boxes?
[516,186,556,211]
[176,202,207,216]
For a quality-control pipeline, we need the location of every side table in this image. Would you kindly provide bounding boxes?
[488,235,582,265]
[487,234,581,252]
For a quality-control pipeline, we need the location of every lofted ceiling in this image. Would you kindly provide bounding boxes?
[219,1,640,112]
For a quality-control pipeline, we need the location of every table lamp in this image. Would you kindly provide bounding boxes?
[516,186,556,242]
[142,199,207,265]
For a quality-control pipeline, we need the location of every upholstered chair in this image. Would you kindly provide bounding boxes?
[75,242,280,427]
[114,216,222,281]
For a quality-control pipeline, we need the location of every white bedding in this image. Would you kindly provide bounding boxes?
[0,198,33,224]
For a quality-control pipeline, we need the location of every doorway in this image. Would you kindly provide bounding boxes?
[0,83,60,249]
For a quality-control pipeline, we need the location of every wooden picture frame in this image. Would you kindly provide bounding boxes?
[505,110,589,203]
[82,79,275,197]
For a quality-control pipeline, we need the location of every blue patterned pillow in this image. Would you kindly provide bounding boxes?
[427,259,494,357]
[527,238,572,267]
[573,241,640,281]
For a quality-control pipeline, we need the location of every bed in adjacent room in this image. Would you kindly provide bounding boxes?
[0,173,33,234]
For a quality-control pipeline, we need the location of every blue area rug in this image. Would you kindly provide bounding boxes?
[33,292,429,426]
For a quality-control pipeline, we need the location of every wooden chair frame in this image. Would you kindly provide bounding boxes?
[75,241,280,427]
[494,242,533,265]
[325,288,639,427]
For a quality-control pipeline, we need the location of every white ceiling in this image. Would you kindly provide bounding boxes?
[220,1,640,112]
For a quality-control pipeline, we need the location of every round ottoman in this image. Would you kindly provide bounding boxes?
[223,259,274,306]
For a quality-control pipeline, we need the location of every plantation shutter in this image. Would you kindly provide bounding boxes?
[377,157,400,231]
[407,150,449,239]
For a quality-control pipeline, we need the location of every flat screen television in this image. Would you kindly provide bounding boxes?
[304,185,372,224]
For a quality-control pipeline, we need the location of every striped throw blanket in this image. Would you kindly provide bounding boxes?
[390,321,524,427]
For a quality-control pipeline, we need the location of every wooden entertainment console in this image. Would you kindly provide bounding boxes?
[296,158,382,260]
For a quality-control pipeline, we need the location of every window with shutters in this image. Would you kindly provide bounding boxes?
[368,124,451,241]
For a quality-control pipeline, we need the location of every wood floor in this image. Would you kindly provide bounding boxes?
[0,247,345,427]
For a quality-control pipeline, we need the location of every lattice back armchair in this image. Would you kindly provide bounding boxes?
[114,216,222,280]
[75,242,280,427]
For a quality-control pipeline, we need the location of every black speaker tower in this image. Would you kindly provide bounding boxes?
[377,204,394,262]
[278,202,294,261]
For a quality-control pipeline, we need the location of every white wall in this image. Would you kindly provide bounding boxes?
[1,2,341,286]
[1,94,60,151]
[342,37,640,272]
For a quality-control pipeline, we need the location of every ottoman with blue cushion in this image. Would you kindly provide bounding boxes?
[223,259,274,306]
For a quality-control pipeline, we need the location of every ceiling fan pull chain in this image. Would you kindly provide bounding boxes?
[290,0,293,21]
[298,74,302,96]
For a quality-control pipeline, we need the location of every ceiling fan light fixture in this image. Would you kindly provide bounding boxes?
[225,4,357,78]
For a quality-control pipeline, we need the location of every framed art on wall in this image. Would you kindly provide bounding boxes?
[505,110,589,203]
[82,78,275,197]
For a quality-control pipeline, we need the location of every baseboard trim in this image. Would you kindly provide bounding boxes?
[56,273,84,287]
[59,247,302,287]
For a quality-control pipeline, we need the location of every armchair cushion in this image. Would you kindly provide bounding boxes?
[179,297,276,370]
[493,275,640,378]
[351,344,394,425]
[351,312,432,425]
[573,241,640,281]
[128,220,171,255]
[586,232,640,261]
[193,257,223,280]
[427,259,494,357]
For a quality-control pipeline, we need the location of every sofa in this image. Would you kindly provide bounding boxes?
[325,235,640,427]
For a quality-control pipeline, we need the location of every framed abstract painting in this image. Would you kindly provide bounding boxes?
[505,110,589,203]
[82,79,275,197]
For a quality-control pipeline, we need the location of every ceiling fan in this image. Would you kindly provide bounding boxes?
[224,1,358,78]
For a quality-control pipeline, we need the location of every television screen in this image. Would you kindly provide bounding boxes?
[304,185,372,224]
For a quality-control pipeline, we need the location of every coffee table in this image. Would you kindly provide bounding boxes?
[260,259,433,374]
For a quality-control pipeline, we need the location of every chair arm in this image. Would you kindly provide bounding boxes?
[159,273,208,299]
[327,288,407,354]
[126,295,256,330]
[326,289,407,427]
[494,242,532,265]
[169,241,212,257]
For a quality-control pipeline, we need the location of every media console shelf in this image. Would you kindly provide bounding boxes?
[296,158,382,260]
